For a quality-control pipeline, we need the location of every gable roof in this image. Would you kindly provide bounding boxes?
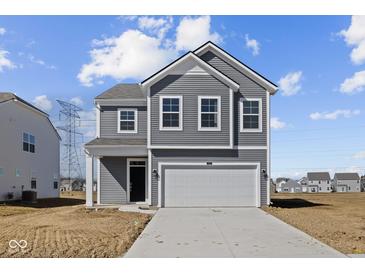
[0,92,61,140]
[334,173,360,180]
[194,41,278,94]
[95,84,145,100]
[307,172,331,181]
[141,51,240,91]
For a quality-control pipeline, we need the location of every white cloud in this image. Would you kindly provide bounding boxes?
[339,70,365,94]
[271,117,286,129]
[32,95,53,112]
[0,27,6,35]
[70,96,84,107]
[28,54,56,70]
[78,109,96,138]
[175,16,222,51]
[0,50,16,72]
[353,151,365,159]
[245,34,260,56]
[339,16,365,65]
[309,109,360,120]
[138,16,173,39]
[78,29,177,86]
[278,71,303,96]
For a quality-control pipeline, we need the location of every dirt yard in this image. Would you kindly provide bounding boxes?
[0,195,151,258]
[264,192,365,254]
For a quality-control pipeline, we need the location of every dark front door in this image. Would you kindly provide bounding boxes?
[130,165,146,202]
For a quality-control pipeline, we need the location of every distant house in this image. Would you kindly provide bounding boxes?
[275,177,289,192]
[307,172,332,193]
[361,176,365,192]
[298,177,308,192]
[333,173,361,192]
[0,92,60,201]
[279,179,302,193]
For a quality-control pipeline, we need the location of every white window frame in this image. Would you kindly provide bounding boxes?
[198,96,221,131]
[240,98,262,133]
[117,108,138,134]
[159,95,183,131]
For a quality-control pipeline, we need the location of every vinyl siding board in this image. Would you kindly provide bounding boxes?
[200,51,267,146]
[151,149,267,207]
[150,74,230,146]
[100,106,147,139]
[100,157,127,204]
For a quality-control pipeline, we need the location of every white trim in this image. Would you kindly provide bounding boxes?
[159,95,183,131]
[198,95,221,131]
[117,108,138,134]
[147,93,151,147]
[141,52,239,91]
[147,145,233,149]
[126,158,147,203]
[96,104,100,138]
[193,42,277,94]
[266,91,271,205]
[148,150,152,205]
[157,161,261,208]
[97,158,101,205]
[229,88,234,148]
[239,97,262,133]
[235,146,268,150]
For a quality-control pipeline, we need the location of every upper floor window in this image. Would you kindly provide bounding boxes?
[0,167,4,176]
[118,109,138,133]
[198,96,221,131]
[160,96,182,130]
[240,98,262,132]
[23,133,35,153]
[31,178,37,189]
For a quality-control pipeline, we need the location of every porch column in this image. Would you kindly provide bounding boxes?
[85,153,94,207]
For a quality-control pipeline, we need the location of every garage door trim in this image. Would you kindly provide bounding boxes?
[157,161,261,207]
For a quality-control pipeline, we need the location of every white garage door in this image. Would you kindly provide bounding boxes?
[164,167,258,207]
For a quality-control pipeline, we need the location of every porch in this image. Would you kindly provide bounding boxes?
[84,138,150,208]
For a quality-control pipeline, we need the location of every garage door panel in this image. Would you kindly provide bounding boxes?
[164,167,257,207]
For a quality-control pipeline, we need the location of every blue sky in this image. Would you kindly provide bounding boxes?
[1,15,365,179]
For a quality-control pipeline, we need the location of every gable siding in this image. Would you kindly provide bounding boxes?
[150,149,267,206]
[200,51,267,146]
[100,105,147,138]
[150,74,231,146]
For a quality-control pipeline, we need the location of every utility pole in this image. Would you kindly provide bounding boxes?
[56,100,83,182]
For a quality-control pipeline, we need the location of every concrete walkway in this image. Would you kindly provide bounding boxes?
[125,208,346,258]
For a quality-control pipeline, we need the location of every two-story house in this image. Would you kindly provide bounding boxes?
[333,173,361,192]
[307,172,332,193]
[84,41,278,208]
[0,92,60,201]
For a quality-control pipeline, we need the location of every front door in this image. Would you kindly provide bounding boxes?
[129,160,146,202]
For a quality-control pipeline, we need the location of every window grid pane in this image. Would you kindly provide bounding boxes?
[201,98,218,128]
[242,100,260,129]
[119,110,136,131]
[162,98,180,128]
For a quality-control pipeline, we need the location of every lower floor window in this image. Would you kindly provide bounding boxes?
[31,179,37,189]
[54,181,58,189]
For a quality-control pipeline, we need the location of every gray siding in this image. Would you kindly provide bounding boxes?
[150,74,231,146]
[200,51,267,146]
[151,149,268,207]
[100,105,147,139]
[100,157,127,204]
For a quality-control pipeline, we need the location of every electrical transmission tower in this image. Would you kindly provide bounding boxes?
[56,100,84,181]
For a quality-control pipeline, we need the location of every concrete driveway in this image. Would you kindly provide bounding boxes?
[125,208,345,258]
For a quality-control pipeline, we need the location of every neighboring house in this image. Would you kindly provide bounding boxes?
[276,179,302,193]
[307,172,332,193]
[0,92,60,201]
[84,41,278,208]
[361,175,365,192]
[275,177,289,192]
[333,173,361,192]
[298,177,308,192]
[60,178,87,192]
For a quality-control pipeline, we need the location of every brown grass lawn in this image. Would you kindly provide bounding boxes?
[0,193,151,258]
[263,192,365,254]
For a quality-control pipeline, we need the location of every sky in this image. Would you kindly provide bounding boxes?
[0,15,365,179]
